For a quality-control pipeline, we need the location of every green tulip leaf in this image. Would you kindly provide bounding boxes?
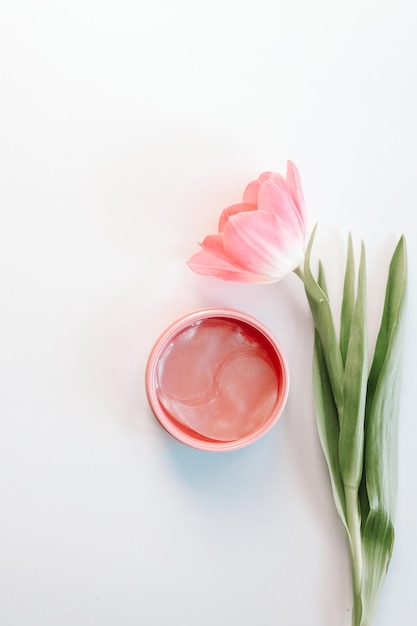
[364,236,407,518]
[358,237,407,621]
[313,331,347,528]
[339,243,367,492]
[303,226,344,416]
[361,510,395,626]
[340,233,355,366]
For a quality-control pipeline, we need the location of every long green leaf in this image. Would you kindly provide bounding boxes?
[360,237,407,622]
[365,236,407,517]
[339,243,368,491]
[340,233,355,366]
[312,261,347,527]
[303,226,344,415]
[361,510,395,626]
[313,331,347,528]
[317,260,328,297]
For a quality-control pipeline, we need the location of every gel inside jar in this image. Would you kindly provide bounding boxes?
[145,308,289,451]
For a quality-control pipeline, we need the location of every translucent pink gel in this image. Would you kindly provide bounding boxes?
[156,319,278,441]
[145,309,289,451]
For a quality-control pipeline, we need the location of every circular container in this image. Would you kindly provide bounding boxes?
[145,308,289,451]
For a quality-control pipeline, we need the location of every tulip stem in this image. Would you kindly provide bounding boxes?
[293,266,304,281]
[345,486,363,626]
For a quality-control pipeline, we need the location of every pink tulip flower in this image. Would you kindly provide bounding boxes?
[187,161,306,283]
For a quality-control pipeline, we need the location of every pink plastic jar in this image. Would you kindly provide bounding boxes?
[145,308,289,451]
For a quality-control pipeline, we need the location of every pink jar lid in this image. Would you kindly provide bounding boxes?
[145,308,289,451]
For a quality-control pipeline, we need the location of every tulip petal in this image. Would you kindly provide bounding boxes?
[187,234,272,282]
[286,160,307,234]
[242,172,272,204]
[218,203,257,232]
[257,177,305,238]
[223,210,305,280]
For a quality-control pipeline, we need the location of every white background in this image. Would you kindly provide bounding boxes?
[0,1,416,624]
